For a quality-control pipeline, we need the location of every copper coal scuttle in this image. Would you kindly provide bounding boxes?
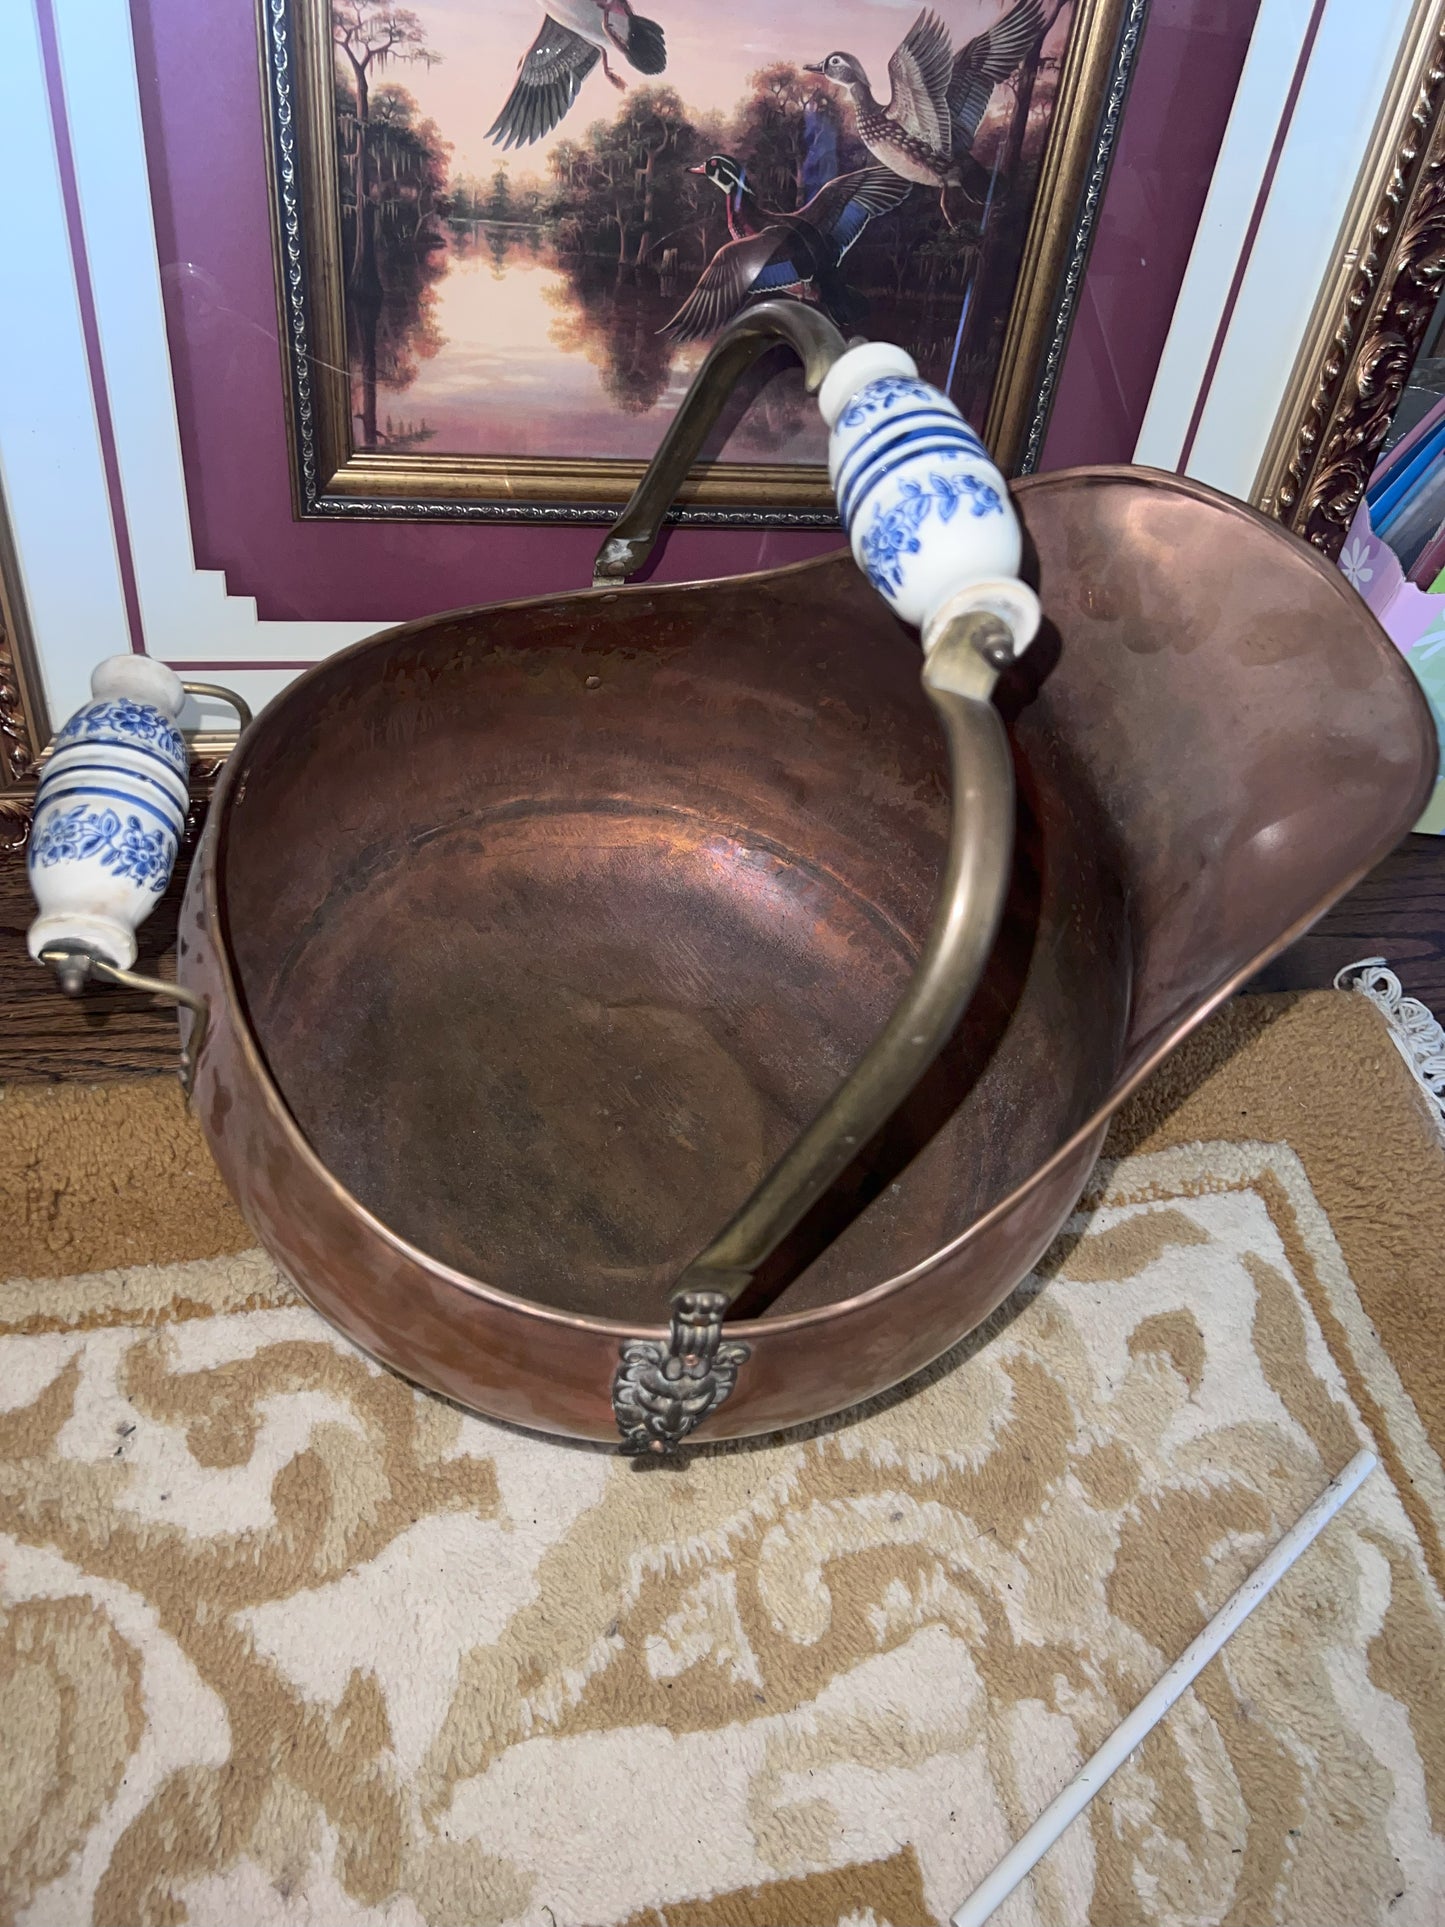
[26,307,1438,1452]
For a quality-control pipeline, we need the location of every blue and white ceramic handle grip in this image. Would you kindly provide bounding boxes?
[26,657,249,1095]
[26,656,192,973]
[818,341,1041,661]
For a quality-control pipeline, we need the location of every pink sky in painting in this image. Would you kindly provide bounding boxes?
[395,0,1030,180]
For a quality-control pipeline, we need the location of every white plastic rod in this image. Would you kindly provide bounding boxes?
[951,1448,1378,1927]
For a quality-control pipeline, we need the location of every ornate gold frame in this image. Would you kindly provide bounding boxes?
[0,483,48,852]
[258,0,1140,521]
[1255,0,1445,557]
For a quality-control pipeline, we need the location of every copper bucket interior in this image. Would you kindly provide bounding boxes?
[211,468,1435,1343]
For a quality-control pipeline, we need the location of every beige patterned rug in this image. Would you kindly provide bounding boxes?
[4,991,1445,1927]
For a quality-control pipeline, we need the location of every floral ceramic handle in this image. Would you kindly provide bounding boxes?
[818,341,1041,660]
[27,657,192,972]
[27,655,249,1092]
[596,318,1042,665]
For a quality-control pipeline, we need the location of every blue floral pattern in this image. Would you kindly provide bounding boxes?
[28,803,176,892]
[56,700,187,774]
[838,376,940,431]
[859,472,1005,594]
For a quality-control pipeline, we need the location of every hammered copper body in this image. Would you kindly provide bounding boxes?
[177,468,1437,1442]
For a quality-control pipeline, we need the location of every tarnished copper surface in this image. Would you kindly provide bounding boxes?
[178,467,1438,1442]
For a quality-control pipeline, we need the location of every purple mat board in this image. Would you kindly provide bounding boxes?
[127,0,1259,626]
[1039,0,1260,473]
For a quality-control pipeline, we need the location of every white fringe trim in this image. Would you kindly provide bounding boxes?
[1335,957,1445,1142]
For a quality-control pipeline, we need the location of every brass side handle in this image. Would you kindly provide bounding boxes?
[181,680,253,733]
[39,945,209,1100]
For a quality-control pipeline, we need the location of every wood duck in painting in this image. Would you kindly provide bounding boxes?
[806,1,1043,227]
[662,156,910,341]
[488,0,667,150]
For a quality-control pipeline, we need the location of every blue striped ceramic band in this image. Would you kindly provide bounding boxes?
[53,730,187,778]
[46,756,187,814]
[34,781,184,837]
[835,406,983,505]
[839,428,992,532]
[835,401,984,489]
[837,413,990,523]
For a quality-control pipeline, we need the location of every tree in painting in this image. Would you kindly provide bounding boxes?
[332,4,438,293]
[546,87,699,269]
[333,3,448,446]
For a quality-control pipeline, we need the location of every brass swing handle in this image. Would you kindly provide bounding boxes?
[594,300,852,587]
[610,626,1014,1455]
[598,304,1039,1453]
[675,619,1014,1298]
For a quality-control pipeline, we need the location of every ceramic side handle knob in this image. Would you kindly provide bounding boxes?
[819,342,1041,660]
[26,655,189,973]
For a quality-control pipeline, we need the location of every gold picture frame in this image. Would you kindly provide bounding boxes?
[0,481,49,852]
[1255,0,1445,558]
[258,0,1142,524]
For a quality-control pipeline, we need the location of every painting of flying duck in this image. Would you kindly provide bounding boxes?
[263,0,1136,518]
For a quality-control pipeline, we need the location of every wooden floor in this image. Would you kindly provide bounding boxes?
[4,834,1444,1083]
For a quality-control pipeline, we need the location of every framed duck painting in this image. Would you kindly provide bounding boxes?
[262,0,1142,523]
